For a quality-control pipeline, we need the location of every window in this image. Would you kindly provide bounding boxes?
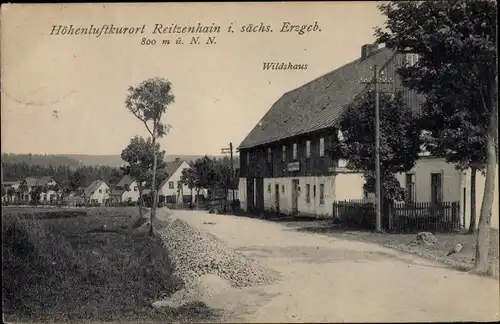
[306,184,311,203]
[313,185,316,198]
[282,185,285,193]
[306,140,311,158]
[168,181,174,189]
[405,53,420,67]
[98,189,102,193]
[247,151,250,165]
[319,137,325,157]
[293,143,298,160]
[106,189,110,193]
[268,184,271,193]
[431,173,443,205]
[405,173,415,203]
[282,145,286,162]
[267,148,272,163]
[319,184,325,205]
[134,186,138,191]
[177,181,182,189]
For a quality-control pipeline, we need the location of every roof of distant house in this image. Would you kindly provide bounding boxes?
[159,160,186,188]
[3,181,20,186]
[110,188,126,196]
[116,175,135,188]
[83,180,107,197]
[238,47,424,149]
[22,176,56,187]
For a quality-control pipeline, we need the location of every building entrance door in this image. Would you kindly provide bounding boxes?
[292,179,299,215]
[275,184,280,214]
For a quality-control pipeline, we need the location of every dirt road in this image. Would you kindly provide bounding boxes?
[166,210,499,323]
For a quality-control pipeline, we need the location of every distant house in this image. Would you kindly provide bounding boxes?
[2,181,20,203]
[159,159,207,205]
[395,157,499,230]
[19,176,59,202]
[83,180,110,204]
[110,175,141,203]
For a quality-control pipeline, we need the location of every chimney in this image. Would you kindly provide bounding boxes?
[175,157,180,162]
[361,44,378,59]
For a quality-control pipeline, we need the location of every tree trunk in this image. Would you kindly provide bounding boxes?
[468,166,477,233]
[190,188,193,209]
[138,188,144,219]
[474,79,497,274]
[150,134,158,237]
[195,188,201,209]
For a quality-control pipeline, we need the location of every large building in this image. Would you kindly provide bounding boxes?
[237,44,424,217]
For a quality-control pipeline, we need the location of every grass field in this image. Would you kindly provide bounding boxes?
[2,207,219,323]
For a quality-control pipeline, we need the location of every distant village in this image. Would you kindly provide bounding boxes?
[1,158,239,208]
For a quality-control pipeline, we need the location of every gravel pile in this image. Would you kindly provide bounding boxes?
[158,218,280,289]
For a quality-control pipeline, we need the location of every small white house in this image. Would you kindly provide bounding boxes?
[111,175,140,203]
[159,159,208,205]
[396,156,499,229]
[83,180,110,204]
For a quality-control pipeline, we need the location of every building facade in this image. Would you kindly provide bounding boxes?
[159,159,206,205]
[83,180,110,204]
[396,158,499,229]
[237,44,424,217]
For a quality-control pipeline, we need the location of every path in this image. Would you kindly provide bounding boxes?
[163,209,499,323]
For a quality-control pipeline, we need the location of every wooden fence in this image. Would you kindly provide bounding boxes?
[333,200,461,232]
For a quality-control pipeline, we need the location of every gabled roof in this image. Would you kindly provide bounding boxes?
[37,176,55,186]
[238,47,419,149]
[84,180,107,197]
[22,176,56,187]
[116,175,135,188]
[110,189,126,196]
[159,160,187,188]
[3,181,20,186]
[24,177,38,187]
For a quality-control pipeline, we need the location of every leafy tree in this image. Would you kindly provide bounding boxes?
[126,77,175,234]
[121,135,167,233]
[30,186,43,202]
[7,187,16,198]
[180,168,196,209]
[334,91,422,204]
[214,162,233,213]
[18,182,28,202]
[68,171,85,192]
[375,0,497,273]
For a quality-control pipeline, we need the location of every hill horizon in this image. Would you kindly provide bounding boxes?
[1,153,240,168]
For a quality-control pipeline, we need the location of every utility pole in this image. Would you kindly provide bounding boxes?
[360,65,393,232]
[221,143,235,202]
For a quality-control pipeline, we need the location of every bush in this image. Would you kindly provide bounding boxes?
[231,199,241,212]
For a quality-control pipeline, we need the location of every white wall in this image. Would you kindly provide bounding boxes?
[239,173,365,217]
[396,157,462,203]
[159,161,207,201]
[122,180,140,202]
[466,165,499,229]
[160,161,192,197]
[89,182,110,203]
[396,157,499,229]
[238,178,247,211]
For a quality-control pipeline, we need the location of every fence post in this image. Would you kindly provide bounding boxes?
[451,202,458,230]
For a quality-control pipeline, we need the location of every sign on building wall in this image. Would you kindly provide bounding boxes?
[287,161,300,172]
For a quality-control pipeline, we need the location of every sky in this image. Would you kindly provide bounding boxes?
[1,2,386,156]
